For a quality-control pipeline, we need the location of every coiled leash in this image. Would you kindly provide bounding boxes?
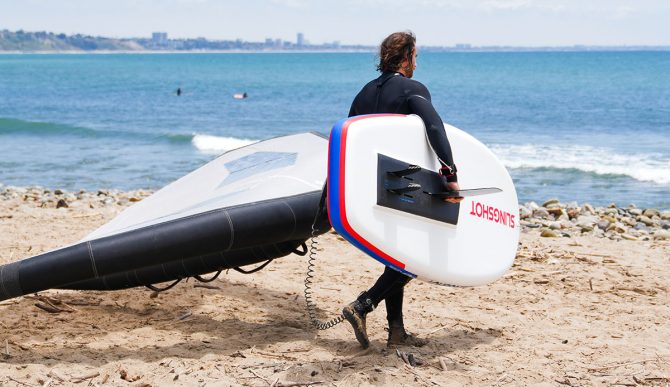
[304,183,345,330]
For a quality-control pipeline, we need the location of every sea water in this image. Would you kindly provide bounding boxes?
[0,52,668,209]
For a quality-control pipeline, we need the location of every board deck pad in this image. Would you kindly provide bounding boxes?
[377,153,460,225]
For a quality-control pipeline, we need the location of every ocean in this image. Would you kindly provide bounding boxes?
[1,52,669,209]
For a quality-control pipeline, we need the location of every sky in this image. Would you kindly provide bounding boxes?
[0,0,669,47]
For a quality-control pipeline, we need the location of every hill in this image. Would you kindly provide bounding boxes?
[0,29,144,51]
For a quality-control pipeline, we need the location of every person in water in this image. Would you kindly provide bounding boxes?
[343,31,463,348]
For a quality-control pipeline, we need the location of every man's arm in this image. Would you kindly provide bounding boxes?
[407,85,457,183]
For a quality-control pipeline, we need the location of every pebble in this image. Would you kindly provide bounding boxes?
[583,203,595,215]
[643,208,660,218]
[519,205,533,219]
[607,222,627,234]
[547,207,564,217]
[566,208,579,219]
[637,216,655,227]
[654,230,670,240]
[542,198,560,208]
[526,201,540,211]
[576,221,594,232]
[533,208,551,219]
[621,233,638,241]
[633,223,649,232]
[596,220,610,231]
[628,208,643,216]
[541,229,559,238]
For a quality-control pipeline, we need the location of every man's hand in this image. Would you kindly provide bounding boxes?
[444,181,464,204]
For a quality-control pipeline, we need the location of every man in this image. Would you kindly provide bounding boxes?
[343,31,462,348]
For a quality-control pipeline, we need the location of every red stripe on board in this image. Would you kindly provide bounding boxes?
[337,115,406,269]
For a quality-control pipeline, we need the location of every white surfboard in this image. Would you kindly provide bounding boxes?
[327,114,519,286]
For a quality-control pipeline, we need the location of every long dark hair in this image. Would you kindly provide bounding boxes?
[377,31,416,73]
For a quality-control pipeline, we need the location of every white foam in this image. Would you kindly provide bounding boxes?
[192,134,257,154]
[489,143,670,185]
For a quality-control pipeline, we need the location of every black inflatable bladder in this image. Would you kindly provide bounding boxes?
[0,132,330,301]
[61,239,307,291]
[0,191,330,301]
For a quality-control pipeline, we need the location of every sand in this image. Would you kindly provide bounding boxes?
[1,193,669,386]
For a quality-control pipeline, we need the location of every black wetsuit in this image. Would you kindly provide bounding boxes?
[348,71,457,327]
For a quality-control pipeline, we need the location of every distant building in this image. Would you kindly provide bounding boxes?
[152,32,168,46]
[455,43,472,49]
[297,32,304,47]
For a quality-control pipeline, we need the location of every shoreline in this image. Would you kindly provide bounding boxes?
[2,185,668,242]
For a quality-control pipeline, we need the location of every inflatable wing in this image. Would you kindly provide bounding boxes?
[0,133,330,301]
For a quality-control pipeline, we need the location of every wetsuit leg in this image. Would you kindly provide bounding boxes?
[360,266,412,307]
[385,286,404,326]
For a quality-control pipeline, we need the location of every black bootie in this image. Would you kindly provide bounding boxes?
[342,292,375,348]
[387,322,428,348]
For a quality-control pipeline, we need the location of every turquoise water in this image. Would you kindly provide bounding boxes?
[1,52,669,209]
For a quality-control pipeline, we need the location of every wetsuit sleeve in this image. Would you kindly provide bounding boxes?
[348,101,358,117]
[407,84,458,182]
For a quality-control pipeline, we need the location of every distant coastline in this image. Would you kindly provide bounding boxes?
[1,29,669,53]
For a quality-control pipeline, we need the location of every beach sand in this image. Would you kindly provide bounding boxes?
[1,191,669,386]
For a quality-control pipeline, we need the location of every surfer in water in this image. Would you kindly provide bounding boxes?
[343,31,463,348]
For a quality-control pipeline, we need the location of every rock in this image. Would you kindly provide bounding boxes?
[628,208,643,216]
[603,208,618,216]
[521,221,541,229]
[566,201,579,209]
[622,217,637,227]
[607,203,617,208]
[560,220,574,229]
[576,221,594,232]
[607,222,627,234]
[54,189,64,195]
[549,222,562,230]
[621,233,638,241]
[547,207,564,217]
[567,208,580,219]
[633,223,649,232]
[557,213,570,222]
[526,201,540,211]
[519,205,532,219]
[576,215,599,225]
[583,203,595,215]
[533,208,551,219]
[643,208,660,218]
[541,229,559,238]
[662,220,670,230]
[661,211,670,220]
[653,230,670,240]
[543,198,560,208]
[56,199,68,209]
[597,220,611,231]
[637,215,655,227]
